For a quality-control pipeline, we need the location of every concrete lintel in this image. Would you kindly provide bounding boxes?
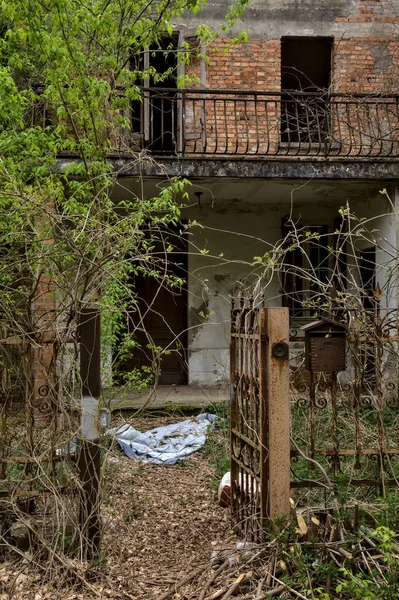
[55,157,399,181]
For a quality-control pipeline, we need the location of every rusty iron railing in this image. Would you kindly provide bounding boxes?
[135,88,399,158]
[29,86,399,159]
[290,302,399,500]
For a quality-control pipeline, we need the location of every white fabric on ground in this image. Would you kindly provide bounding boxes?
[107,413,217,465]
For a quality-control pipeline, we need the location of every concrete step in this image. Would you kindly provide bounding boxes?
[105,385,229,411]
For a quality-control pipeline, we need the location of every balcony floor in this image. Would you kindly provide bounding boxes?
[56,156,399,181]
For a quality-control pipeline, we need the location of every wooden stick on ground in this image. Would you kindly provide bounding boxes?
[155,563,209,600]
[204,589,225,600]
[337,547,353,560]
[198,559,230,600]
[263,570,309,600]
[221,571,253,600]
[263,555,275,588]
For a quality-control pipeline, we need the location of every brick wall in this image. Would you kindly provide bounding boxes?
[187,36,399,96]
[205,40,281,91]
[183,34,399,156]
[184,40,281,154]
[333,38,399,92]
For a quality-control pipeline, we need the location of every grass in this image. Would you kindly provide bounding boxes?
[201,401,231,494]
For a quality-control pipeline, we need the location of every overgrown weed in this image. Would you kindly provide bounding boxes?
[201,401,230,493]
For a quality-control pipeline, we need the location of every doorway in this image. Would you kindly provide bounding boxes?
[131,36,178,154]
[359,246,376,385]
[120,226,188,386]
[281,37,333,144]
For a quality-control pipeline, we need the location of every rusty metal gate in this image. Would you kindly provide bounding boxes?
[230,300,290,541]
[0,331,78,500]
[0,316,103,559]
[291,303,399,501]
[231,299,399,540]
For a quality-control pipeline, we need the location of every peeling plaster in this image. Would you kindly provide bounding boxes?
[214,274,229,283]
[188,300,209,345]
[370,44,393,75]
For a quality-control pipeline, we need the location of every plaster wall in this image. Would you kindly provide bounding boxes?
[112,177,396,387]
[181,180,392,385]
[352,189,397,308]
[178,0,399,40]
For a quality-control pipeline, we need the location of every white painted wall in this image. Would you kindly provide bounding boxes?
[181,181,394,385]
[184,200,282,385]
[114,178,396,387]
[352,188,397,309]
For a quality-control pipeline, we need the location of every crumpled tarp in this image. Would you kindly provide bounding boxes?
[107,413,217,465]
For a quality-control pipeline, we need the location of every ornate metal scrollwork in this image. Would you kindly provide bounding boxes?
[297,396,311,409]
[386,395,399,409]
[296,381,309,394]
[314,396,328,409]
[340,382,352,394]
[38,400,52,415]
[359,394,373,409]
[317,381,329,393]
[383,381,399,409]
[38,384,50,397]
[291,380,311,409]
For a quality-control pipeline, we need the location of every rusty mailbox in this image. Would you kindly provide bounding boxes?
[302,319,346,373]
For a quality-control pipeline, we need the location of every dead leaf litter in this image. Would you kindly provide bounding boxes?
[0,413,233,600]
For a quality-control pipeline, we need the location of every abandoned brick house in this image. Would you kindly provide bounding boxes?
[51,0,399,396]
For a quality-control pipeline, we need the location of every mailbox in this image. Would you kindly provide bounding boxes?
[303,319,346,373]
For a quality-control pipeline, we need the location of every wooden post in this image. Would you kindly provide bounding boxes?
[265,307,290,519]
[78,306,101,559]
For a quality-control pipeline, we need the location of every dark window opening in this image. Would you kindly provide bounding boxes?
[131,36,178,155]
[359,247,376,385]
[360,247,376,310]
[281,37,333,145]
[281,218,330,319]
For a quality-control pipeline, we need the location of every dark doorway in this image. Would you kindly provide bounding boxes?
[281,37,332,92]
[360,247,376,310]
[281,217,329,318]
[119,226,188,386]
[281,37,333,144]
[359,246,376,386]
[131,36,178,154]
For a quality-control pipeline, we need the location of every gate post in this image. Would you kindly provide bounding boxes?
[261,307,290,520]
[78,306,101,559]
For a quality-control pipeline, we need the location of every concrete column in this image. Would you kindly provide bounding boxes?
[375,187,398,310]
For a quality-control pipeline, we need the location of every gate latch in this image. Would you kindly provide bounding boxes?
[272,341,289,361]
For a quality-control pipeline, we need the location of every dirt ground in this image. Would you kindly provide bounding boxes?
[0,412,233,600]
[103,413,233,599]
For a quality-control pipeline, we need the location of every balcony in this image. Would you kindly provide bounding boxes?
[131,88,399,160]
